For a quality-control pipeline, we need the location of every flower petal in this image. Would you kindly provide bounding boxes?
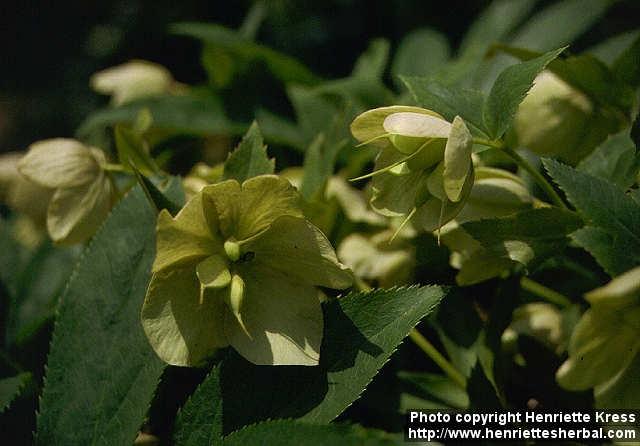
[414,178,474,232]
[153,192,221,273]
[18,139,101,188]
[244,215,352,289]
[556,307,640,391]
[224,265,323,366]
[47,172,113,244]
[204,175,302,241]
[350,106,445,145]
[443,116,473,202]
[141,266,229,366]
[370,148,425,217]
[584,266,640,308]
[383,112,451,138]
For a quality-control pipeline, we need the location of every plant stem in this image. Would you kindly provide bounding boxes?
[520,276,572,308]
[103,163,128,173]
[501,147,568,209]
[409,329,466,389]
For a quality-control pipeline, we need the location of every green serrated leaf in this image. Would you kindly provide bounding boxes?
[222,122,274,182]
[461,207,583,271]
[220,286,447,433]
[223,420,401,446]
[544,159,640,276]
[401,76,488,137]
[511,0,611,52]
[0,372,31,413]
[577,131,639,189]
[172,364,223,446]
[483,47,565,139]
[114,125,159,176]
[170,22,320,86]
[35,184,181,446]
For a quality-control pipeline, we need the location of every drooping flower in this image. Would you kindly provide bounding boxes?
[350,106,474,231]
[91,60,176,105]
[513,71,622,164]
[17,139,114,245]
[556,266,640,408]
[141,175,353,367]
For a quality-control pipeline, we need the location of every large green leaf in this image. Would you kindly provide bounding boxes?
[577,131,639,189]
[0,372,31,413]
[222,122,274,182]
[223,420,400,446]
[173,364,223,446]
[461,207,583,271]
[351,38,390,80]
[35,184,182,446]
[220,286,446,432]
[398,372,469,409]
[401,76,488,137]
[170,22,320,86]
[511,0,611,52]
[483,47,564,139]
[544,159,640,276]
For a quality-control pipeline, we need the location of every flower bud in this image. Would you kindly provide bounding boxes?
[17,139,114,245]
[91,60,175,105]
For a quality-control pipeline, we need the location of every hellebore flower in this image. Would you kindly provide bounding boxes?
[91,60,175,105]
[513,71,622,165]
[350,106,474,231]
[141,175,353,367]
[17,139,114,245]
[556,266,640,408]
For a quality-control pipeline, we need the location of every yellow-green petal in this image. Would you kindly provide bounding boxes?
[443,116,473,202]
[141,266,229,367]
[556,307,640,391]
[153,192,221,273]
[196,255,231,289]
[47,173,113,245]
[584,266,640,308]
[203,175,302,241]
[223,265,323,366]
[18,139,102,188]
[244,215,352,289]
[383,112,451,138]
[350,105,445,146]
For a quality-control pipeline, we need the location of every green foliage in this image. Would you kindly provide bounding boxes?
[223,420,400,446]
[544,159,640,276]
[173,364,223,446]
[0,373,31,413]
[577,131,639,189]
[114,124,159,176]
[222,122,274,182]
[170,22,320,86]
[35,185,181,446]
[483,47,565,139]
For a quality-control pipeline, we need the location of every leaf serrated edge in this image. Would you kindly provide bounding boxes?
[35,185,157,445]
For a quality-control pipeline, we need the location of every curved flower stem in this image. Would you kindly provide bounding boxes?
[409,329,466,389]
[103,163,128,173]
[501,147,568,209]
[472,138,504,150]
[520,276,572,308]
